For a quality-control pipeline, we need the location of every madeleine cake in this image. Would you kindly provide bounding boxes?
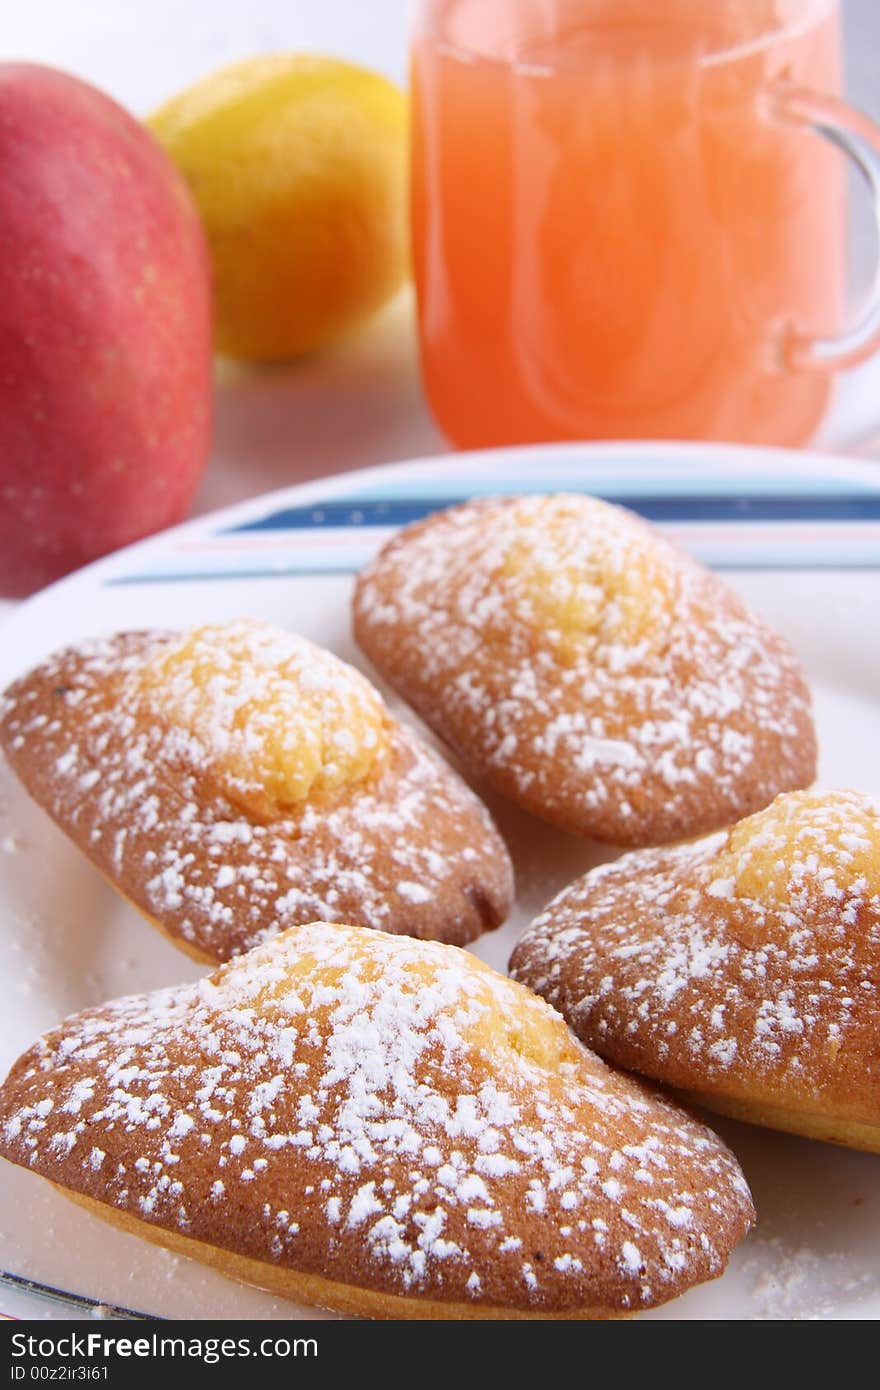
[353,494,816,846]
[511,789,880,1153]
[0,922,754,1318]
[0,620,513,961]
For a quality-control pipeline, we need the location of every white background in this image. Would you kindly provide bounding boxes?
[4,0,878,118]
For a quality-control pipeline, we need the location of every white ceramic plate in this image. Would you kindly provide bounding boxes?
[1,441,878,1322]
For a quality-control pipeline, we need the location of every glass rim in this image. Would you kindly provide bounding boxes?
[411,0,840,76]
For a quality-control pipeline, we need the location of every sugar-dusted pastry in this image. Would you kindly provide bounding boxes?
[0,922,754,1319]
[511,789,880,1154]
[0,620,513,960]
[353,494,816,846]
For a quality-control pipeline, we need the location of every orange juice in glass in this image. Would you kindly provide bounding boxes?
[411,0,880,448]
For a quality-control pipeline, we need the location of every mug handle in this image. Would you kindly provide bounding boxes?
[769,83,880,371]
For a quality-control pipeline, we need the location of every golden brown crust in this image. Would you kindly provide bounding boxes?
[511,790,880,1146]
[0,923,754,1318]
[57,1189,632,1319]
[672,1095,880,1156]
[352,494,816,847]
[0,631,513,960]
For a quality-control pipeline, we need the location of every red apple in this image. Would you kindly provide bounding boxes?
[0,64,213,596]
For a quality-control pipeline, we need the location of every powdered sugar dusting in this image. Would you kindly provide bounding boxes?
[353,494,815,845]
[0,922,753,1314]
[0,631,512,959]
[136,621,389,820]
[512,790,880,1124]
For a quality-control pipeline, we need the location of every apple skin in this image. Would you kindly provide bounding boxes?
[0,64,213,597]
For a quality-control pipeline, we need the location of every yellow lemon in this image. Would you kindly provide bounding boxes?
[150,55,408,360]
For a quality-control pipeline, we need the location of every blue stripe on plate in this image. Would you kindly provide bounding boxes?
[106,567,358,586]
[329,465,880,501]
[0,1269,153,1320]
[225,493,880,532]
[105,554,880,585]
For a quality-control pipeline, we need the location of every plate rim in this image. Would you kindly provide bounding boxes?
[3,438,880,642]
[1,438,878,1320]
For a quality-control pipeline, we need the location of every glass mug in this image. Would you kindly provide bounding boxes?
[411,0,880,448]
